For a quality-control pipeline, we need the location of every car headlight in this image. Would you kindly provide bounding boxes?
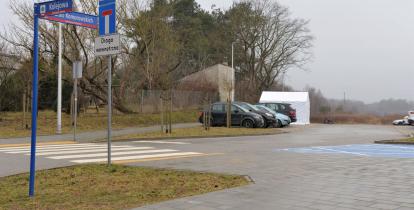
[265,113,273,117]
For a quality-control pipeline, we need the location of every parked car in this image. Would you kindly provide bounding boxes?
[255,105,291,127]
[257,102,297,122]
[199,102,265,128]
[233,102,277,128]
[393,116,410,126]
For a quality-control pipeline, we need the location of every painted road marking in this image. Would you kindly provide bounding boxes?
[0,143,97,151]
[277,144,414,158]
[0,141,75,148]
[314,147,370,156]
[6,146,141,154]
[0,143,204,163]
[134,140,190,145]
[35,147,153,156]
[49,149,177,159]
[72,152,203,163]
[1,145,122,153]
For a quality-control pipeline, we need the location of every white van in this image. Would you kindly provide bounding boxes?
[408,111,414,125]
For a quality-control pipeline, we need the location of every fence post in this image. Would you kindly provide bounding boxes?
[160,97,164,133]
[208,95,211,130]
[22,92,26,129]
[140,89,144,113]
[169,90,172,134]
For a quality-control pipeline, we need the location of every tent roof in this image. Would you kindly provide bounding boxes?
[260,91,309,103]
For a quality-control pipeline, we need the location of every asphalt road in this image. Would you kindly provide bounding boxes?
[1,124,413,210]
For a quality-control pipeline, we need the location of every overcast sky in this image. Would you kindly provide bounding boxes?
[2,0,414,103]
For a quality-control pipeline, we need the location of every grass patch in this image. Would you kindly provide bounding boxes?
[112,126,284,141]
[0,164,249,210]
[311,113,404,125]
[0,110,198,138]
[375,137,414,145]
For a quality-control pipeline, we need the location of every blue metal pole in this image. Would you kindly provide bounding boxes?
[29,5,39,197]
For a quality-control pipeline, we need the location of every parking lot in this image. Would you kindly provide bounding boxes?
[2,124,414,210]
[130,124,414,210]
[278,144,414,158]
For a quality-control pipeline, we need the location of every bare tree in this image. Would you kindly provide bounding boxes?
[228,0,313,101]
[2,0,136,113]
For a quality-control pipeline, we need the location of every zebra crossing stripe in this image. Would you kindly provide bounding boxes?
[49,149,178,159]
[34,147,154,156]
[6,145,140,154]
[72,152,203,163]
[4,145,114,153]
[0,143,102,152]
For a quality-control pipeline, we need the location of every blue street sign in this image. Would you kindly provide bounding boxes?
[42,12,98,29]
[35,0,73,17]
[99,0,116,36]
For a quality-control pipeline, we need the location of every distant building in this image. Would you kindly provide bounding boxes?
[178,64,235,102]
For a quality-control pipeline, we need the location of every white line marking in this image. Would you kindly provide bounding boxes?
[381,144,414,150]
[134,141,190,145]
[0,143,100,151]
[314,147,370,156]
[49,149,178,159]
[33,147,154,156]
[72,152,203,163]
[6,145,137,154]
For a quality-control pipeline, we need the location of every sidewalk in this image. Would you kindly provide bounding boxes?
[0,123,200,145]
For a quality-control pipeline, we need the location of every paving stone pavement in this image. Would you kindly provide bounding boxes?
[130,124,414,210]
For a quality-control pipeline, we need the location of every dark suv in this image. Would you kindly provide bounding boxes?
[234,102,277,128]
[199,102,265,128]
[257,103,297,122]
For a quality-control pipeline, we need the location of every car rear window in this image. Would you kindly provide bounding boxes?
[266,104,278,111]
[212,104,224,112]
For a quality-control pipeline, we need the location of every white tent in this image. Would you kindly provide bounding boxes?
[259,91,310,125]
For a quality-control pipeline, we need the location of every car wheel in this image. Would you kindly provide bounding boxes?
[242,119,254,128]
[277,120,285,128]
[275,120,282,128]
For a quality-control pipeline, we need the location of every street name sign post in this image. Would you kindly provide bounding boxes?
[97,0,118,166]
[41,12,98,29]
[30,0,73,197]
[42,11,97,133]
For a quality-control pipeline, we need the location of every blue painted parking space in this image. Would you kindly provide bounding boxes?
[276,144,414,158]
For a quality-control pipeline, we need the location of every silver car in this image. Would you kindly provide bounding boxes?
[255,105,291,127]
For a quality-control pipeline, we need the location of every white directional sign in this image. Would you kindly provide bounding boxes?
[94,34,121,56]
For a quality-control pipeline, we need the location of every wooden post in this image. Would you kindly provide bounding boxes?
[22,91,26,129]
[208,95,211,130]
[160,97,164,133]
[169,90,172,134]
[140,89,144,113]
